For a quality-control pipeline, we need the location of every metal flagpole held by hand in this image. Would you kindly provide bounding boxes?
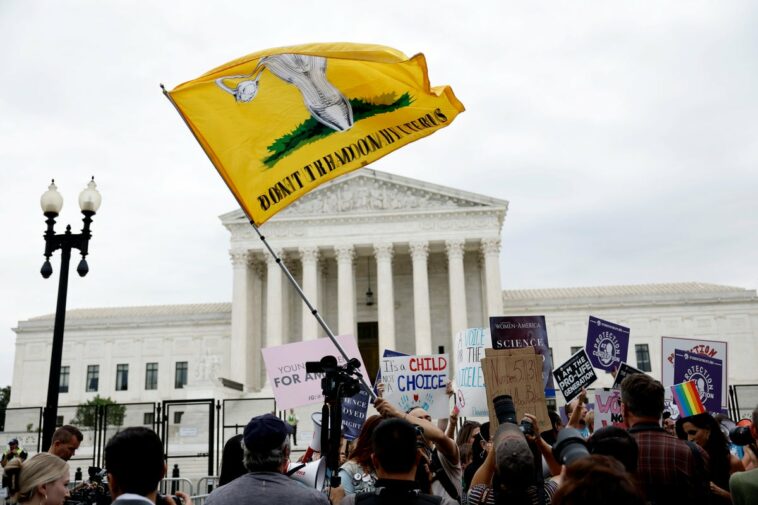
[160,84,377,402]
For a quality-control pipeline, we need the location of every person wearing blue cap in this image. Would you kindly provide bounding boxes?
[205,413,329,505]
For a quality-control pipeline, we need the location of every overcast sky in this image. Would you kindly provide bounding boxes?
[1,1,757,386]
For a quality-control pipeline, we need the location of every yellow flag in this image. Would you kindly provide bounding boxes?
[168,42,464,225]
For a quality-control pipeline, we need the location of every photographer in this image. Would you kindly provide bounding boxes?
[468,420,559,505]
[374,398,461,505]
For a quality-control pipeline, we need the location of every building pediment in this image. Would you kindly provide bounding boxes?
[220,169,508,225]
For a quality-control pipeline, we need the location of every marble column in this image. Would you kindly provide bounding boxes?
[299,246,320,340]
[250,260,265,390]
[335,244,356,336]
[446,239,468,337]
[374,243,395,352]
[410,241,432,355]
[481,238,503,318]
[265,249,284,349]
[230,250,252,388]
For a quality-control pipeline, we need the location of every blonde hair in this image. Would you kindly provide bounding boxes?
[5,453,69,503]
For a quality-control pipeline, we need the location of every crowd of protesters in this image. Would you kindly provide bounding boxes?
[2,374,758,505]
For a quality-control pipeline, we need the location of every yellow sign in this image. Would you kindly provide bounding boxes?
[168,42,464,225]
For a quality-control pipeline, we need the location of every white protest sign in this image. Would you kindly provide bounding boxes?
[454,328,491,417]
[261,335,368,410]
[661,336,727,411]
[380,354,450,419]
[594,388,626,429]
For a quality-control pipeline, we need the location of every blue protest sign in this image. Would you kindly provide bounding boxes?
[585,316,630,373]
[673,350,723,414]
[341,385,370,440]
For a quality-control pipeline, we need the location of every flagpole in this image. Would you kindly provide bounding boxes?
[160,84,377,401]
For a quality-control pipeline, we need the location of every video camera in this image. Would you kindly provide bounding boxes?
[305,355,362,400]
[66,467,111,505]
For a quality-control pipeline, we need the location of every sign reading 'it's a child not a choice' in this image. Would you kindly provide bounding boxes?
[380,354,450,419]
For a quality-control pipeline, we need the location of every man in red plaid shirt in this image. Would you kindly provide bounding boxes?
[621,373,710,505]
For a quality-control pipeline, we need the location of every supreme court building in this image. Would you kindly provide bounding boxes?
[9,169,758,408]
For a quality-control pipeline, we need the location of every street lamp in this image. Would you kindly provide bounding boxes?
[39,178,101,451]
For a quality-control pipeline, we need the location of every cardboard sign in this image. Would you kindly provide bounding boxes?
[490,316,555,394]
[341,385,370,440]
[594,388,626,429]
[553,349,598,402]
[673,350,723,414]
[380,354,450,419]
[661,337,727,411]
[612,362,645,389]
[261,335,369,410]
[586,316,629,373]
[481,348,550,431]
[454,328,491,417]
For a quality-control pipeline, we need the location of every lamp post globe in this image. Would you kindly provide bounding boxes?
[40,180,64,216]
[39,178,100,451]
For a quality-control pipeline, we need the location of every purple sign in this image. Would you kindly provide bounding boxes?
[586,316,630,373]
[490,316,555,394]
[673,350,723,413]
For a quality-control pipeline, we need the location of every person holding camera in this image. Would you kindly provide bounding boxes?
[105,427,190,505]
[467,420,559,505]
[730,405,758,505]
[374,398,461,505]
[340,418,441,505]
[620,373,710,505]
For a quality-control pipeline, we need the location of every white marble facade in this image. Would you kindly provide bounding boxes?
[9,170,758,408]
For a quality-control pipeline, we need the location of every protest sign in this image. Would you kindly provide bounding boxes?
[553,349,598,402]
[594,388,626,429]
[374,349,407,395]
[341,385,370,440]
[586,316,629,373]
[490,316,555,394]
[454,328,491,417]
[481,348,550,430]
[662,337,727,411]
[612,362,645,389]
[380,354,450,419]
[261,335,369,410]
[673,350,723,413]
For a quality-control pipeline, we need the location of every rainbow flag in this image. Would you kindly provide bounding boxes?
[671,380,707,417]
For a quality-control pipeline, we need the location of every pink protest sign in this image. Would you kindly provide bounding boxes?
[594,388,626,429]
[261,335,369,410]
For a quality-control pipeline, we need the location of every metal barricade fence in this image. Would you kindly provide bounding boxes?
[159,477,194,496]
[196,476,219,495]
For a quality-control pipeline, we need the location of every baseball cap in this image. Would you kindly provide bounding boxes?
[9,438,19,445]
[494,424,535,489]
[243,414,292,451]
